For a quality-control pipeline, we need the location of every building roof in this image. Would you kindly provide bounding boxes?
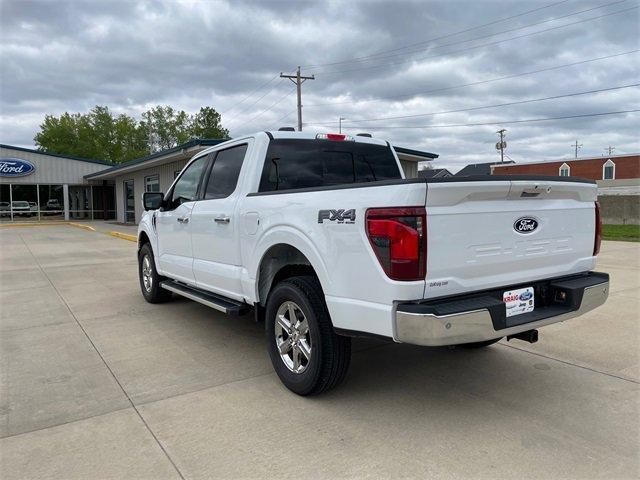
[418,168,452,178]
[85,138,227,180]
[456,161,515,176]
[0,143,114,166]
[393,146,439,160]
[492,152,639,170]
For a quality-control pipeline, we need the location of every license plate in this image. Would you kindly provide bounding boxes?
[503,287,535,317]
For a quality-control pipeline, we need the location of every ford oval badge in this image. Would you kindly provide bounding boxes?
[514,217,538,234]
[0,158,36,177]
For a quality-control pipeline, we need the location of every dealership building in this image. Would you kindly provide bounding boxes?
[1,139,437,224]
[0,144,116,222]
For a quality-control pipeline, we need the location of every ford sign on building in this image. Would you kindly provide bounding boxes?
[0,144,116,222]
[0,158,36,177]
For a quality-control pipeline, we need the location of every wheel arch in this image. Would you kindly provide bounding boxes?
[256,243,328,306]
[138,230,151,250]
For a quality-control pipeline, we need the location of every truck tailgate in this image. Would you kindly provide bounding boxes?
[424,178,598,299]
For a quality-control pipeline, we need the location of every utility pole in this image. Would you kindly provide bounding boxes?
[280,66,315,131]
[339,117,345,133]
[496,129,507,163]
[572,140,582,159]
[604,145,615,156]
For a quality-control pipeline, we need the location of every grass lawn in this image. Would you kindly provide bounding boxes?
[602,224,640,242]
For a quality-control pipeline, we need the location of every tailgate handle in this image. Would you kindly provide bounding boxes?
[521,184,551,197]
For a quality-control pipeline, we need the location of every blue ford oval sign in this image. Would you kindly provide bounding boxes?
[514,217,538,234]
[0,158,36,177]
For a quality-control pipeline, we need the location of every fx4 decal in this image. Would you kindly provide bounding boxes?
[318,209,356,224]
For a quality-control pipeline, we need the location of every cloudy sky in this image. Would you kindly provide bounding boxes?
[1,0,638,171]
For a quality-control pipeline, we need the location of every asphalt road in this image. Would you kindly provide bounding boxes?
[1,224,638,479]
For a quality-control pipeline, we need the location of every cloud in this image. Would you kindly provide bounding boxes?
[1,0,638,170]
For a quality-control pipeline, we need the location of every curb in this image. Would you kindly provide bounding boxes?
[0,221,68,228]
[107,231,137,243]
[68,222,96,232]
[0,221,97,231]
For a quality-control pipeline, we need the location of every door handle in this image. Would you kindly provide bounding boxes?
[214,216,230,224]
[177,217,189,224]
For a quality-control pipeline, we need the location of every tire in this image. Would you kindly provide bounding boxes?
[459,337,502,349]
[138,243,172,303]
[266,276,351,396]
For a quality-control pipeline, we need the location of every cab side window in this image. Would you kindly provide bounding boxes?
[168,156,208,209]
[204,144,248,199]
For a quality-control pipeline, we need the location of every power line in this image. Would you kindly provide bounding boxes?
[221,74,280,115]
[307,83,639,125]
[231,86,296,133]
[307,0,625,72]
[325,109,639,130]
[267,110,297,131]
[315,5,638,77]
[225,78,287,125]
[304,50,639,107]
[302,0,572,69]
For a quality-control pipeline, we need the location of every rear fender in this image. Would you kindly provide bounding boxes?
[249,226,331,304]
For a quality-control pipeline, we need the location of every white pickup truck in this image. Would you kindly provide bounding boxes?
[137,130,609,395]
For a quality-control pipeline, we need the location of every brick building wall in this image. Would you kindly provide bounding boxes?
[492,155,640,180]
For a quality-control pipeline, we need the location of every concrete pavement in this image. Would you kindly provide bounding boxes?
[0,225,638,479]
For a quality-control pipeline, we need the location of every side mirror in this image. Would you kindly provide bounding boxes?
[143,192,164,211]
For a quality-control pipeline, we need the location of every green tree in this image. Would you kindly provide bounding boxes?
[141,106,191,152]
[191,106,229,140]
[35,107,147,163]
[35,105,227,162]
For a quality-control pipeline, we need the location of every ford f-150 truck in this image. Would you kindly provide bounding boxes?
[137,130,609,395]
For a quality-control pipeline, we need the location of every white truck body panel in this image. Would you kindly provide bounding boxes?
[140,131,604,341]
[424,180,598,299]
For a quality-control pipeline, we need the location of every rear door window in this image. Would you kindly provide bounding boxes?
[258,139,401,192]
[203,144,248,199]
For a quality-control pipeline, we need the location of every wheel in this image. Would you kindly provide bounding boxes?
[459,337,502,349]
[138,243,172,303]
[266,276,351,396]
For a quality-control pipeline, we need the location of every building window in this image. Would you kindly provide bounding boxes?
[124,180,135,223]
[145,174,160,192]
[559,163,570,177]
[68,185,92,220]
[603,159,615,180]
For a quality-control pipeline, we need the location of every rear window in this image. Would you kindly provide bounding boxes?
[258,139,401,192]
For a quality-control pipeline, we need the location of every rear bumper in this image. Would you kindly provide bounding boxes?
[394,272,609,346]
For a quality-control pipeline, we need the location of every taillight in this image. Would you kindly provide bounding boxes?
[366,207,427,281]
[594,201,602,255]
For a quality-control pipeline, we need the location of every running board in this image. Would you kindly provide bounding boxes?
[160,280,251,316]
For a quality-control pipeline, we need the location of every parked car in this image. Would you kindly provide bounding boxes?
[46,199,62,210]
[137,131,609,395]
[0,202,9,217]
[44,199,62,216]
[29,202,38,213]
[11,201,32,217]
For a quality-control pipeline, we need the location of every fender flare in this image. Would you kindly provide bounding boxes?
[249,225,332,303]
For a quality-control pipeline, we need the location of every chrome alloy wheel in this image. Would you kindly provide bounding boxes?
[141,255,153,292]
[274,301,312,374]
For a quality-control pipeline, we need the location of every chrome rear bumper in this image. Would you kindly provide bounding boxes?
[394,273,609,347]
